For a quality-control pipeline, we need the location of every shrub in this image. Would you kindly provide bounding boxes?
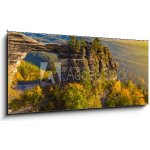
[63,83,87,110]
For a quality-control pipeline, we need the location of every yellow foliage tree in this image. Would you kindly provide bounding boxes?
[22,85,43,107]
[63,82,102,109]
[112,80,121,94]
[132,90,146,106]
[118,88,133,106]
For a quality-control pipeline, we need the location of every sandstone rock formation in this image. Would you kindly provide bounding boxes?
[8,31,118,86]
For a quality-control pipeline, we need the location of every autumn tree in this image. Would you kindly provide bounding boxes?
[63,83,87,109]
[117,88,133,106]
[9,86,43,112]
[92,38,102,52]
[80,39,87,49]
[126,80,136,91]
[112,80,121,94]
[105,79,147,107]
[68,36,81,52]
[131,90,146,105]
[22,86,43,107]
[17,60,40,80]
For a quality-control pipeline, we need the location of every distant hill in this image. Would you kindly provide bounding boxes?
[22,32,94,44]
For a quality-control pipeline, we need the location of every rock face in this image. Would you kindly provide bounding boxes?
[58,42,118,83]
[8,31,118,86]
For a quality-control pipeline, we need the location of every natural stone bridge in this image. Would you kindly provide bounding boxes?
[8,31,69,86]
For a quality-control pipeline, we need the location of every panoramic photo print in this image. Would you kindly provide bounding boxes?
[8,31,148,114]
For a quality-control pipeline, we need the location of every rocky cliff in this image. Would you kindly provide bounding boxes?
[59,42,118,82]
[8,31,118,86]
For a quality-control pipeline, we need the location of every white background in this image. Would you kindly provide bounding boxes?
[0,0,149,150]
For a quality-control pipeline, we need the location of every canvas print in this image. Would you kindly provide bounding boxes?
[8,31,148,114]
